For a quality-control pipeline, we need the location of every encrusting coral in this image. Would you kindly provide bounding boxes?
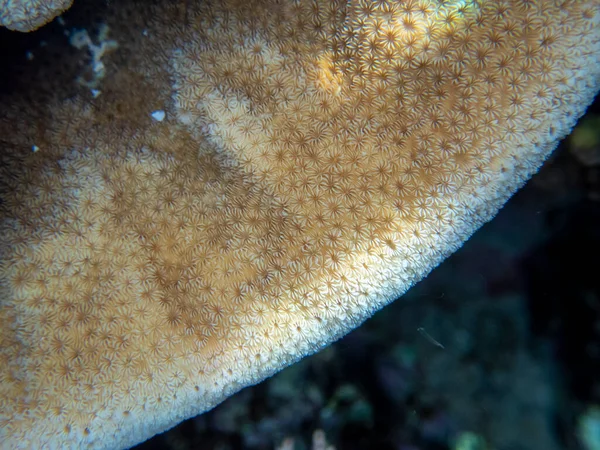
[0,0,74,31]
[0,0,599,448]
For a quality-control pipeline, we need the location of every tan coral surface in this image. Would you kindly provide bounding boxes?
[0,0,73,31]
[0,0,599,448]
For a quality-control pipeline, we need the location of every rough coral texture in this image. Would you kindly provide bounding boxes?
[0,0,599,449]
[0,0,73,31]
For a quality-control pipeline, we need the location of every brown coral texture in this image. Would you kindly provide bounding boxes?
[0,0,73,31]
[0,0,599,448]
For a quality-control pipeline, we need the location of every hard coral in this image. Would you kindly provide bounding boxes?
[0,0,599,449]
[0,0,73,31]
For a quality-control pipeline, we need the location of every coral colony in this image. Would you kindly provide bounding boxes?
[1,0,599,448]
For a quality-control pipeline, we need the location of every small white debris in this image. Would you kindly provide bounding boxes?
[69,25,118,89]
[92,60,105,74]
[142,29,149,37]
[70,29,91,50]
[417,327,445,349]
[26,51,34,61]
[151,110,166,122]
[57,16,66,26]
[32,145,40,153]
[91,89,101,98]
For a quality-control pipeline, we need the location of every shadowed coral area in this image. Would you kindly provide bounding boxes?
[0,0,599,449]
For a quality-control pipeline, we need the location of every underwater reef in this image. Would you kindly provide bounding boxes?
[0,0,599,448]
